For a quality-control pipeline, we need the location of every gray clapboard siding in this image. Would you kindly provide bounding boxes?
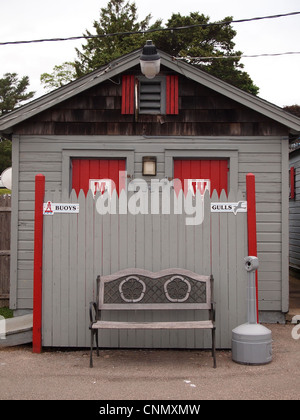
[11,134,286,316]
[42,189,247,349]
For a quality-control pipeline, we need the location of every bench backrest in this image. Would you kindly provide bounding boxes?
[97,268,213,310]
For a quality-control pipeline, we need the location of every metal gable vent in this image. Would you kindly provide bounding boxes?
[138,77,166,115]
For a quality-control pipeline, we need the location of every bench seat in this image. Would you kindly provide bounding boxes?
[91,320,214,330]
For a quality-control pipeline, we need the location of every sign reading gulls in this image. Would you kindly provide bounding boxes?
[211,201,247,215]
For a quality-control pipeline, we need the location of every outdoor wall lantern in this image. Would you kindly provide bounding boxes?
[142,156,157,176]
[140,40,161,79]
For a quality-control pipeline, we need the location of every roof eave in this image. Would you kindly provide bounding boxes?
[159,52,300,134]
[0,49,141,132]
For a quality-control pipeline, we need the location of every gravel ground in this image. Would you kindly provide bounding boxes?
[0,322,299,400]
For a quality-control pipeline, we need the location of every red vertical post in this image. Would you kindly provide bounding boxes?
[246,173,259,323]
[32,174,45,353]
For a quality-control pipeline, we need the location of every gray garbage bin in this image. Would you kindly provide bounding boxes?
[232,323,272,365]
[232,256,272,365]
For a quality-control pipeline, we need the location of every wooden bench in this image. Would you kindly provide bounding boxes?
[89,268,216,368]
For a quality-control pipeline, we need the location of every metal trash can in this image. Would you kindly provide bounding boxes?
[232,256,272,365]
[232,323,272,365]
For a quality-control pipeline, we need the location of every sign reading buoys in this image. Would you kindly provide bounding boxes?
[43,201,79,215]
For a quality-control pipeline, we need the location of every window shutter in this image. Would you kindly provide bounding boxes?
[290,166,295,199]
[121,75,135,114]
[166,75,179,115]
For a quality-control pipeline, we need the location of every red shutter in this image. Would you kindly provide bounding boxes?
[166,75,179,115]
[72,159,126,196]
[121,75,135,114]
[174,159,228,196]
[290,166,295,199]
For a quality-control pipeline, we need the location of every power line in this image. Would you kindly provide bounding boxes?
[175,51,300,61]
[0,11,300,46]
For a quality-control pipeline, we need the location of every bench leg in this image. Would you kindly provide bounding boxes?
[90,329,95,368]
[96,329,99,357]
[212,327,216,368]
[90,329,99,368]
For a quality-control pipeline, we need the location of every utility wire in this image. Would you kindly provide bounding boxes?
[0,11,300,46]
[175,51,300,60]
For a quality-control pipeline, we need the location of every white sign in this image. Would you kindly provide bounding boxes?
[187,179,210,196]
[89,179,112,196]
[43,201,79,215]
[211,201,247,215]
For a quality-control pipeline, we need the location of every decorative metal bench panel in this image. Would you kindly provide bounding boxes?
[89,268,216,368]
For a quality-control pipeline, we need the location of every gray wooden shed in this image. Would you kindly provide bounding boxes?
[289,147,300,270]
[1,48,300,347]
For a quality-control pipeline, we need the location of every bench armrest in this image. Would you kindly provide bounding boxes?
[89,301,98,328]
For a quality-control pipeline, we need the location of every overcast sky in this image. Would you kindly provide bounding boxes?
[1,0,300,107]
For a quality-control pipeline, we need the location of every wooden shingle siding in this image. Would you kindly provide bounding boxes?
[14,77,288,137]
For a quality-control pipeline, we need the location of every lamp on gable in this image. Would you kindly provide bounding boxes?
[140,40,161,79]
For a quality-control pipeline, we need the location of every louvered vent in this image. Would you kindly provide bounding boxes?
[139,80,162,114]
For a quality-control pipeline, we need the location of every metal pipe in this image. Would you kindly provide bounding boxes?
[244,256,259,324]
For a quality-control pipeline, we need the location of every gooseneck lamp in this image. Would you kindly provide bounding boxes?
[140,40,161,79]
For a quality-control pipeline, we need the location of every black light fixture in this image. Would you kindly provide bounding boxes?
[140,40,161,79]
[142,156,157,176]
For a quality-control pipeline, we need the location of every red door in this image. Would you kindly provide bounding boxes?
[72,159,126,196]
[174,159,228,196]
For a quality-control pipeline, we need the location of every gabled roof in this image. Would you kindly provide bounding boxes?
[1,48,300,134]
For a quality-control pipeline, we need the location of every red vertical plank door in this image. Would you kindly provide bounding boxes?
[174,159,228,196]
[72,159,126,196]
[72,159,80,195]
[80,159,90,195]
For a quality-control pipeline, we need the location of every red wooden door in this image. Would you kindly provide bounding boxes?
[174,159,228,196]
[72,159,126,196]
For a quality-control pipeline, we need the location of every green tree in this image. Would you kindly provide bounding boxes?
[284,105,300,152]
[283,104,300,118]
[151,13,259,95]
[0,73,35,116]
[40,62,77,92]
[41,0,154,90]
[0,139,12,174]
[74,0,153,77]
[40,1,258,95]
[0,73,34,171]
